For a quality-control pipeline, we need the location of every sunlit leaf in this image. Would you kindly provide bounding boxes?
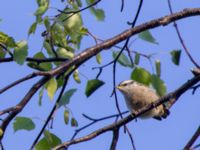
[34,2,49,16]
[46,78,57,100]
[96,53,102,64]
[85,79,105,97]
[44,16,50,31]
[28,22,37,35]
[155,60,161,77]
[58,89,77,107]
[0,31,16,47]
[73,70,81,83]
[0,128,3,137]
[170,50,181,65]
[151,74,166,96]
[71,117,78,127]
[64,109,69,125]
[138,30,158,44]
[43,41,53,56]
[38,86,45,106]
[13,117,35,132]
[113,51,132,68]
[57,47,74,59]
[131,67,151,86]
[13,40,28,65]
[134,52,140,65]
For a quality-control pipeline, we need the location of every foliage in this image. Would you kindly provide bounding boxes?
[1,1,198,150]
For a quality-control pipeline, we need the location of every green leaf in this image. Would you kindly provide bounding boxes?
[58,89,77,107]
[131,67,151,86]
[170,50,181,65]
[28,22,37,35]
[0,48,6,58]
[73,70,81,83]
[44,16,50,31]
[151,74,167,96]
[27,52,52,71]
[38,86,45,106]
[85,79,105,97]
[0,31,16,47]
[13,117,35,132]
[113,51,132,68]
[155,60,161,77]
[35,138,51,150]
[134,52,140,65]
[92,9,105,21]
[86,0,105,21]
[96,53,102,64]
[138,30,158,44]
[34,2,49,16]
[59,9,83,32]
[0,128,3,137]
[46,78,57,100]
[13,40,28,65]
[43,41,53,56]
[64,109,69,125]
[35,130,62,150]
[57,47,74,59]
[71,117,78,127]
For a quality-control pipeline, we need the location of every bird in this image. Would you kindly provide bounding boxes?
[117,80,169,120]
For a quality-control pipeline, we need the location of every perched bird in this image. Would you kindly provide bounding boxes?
[117,80,169,120]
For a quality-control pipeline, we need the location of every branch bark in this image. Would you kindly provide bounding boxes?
[53,73,200,150]
[1,7,200,147]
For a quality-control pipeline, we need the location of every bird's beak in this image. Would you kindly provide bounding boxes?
[116,85,122,90]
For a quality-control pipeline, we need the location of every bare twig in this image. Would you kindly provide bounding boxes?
[0,73,38,94]
[183,126,200,150]
[71,111,129,140]
[167,0,200,68]
[0,57,68,63]
[30,64,81,149]
[120,0,125,12]
[0,76,51,140]
[57,0,102,22]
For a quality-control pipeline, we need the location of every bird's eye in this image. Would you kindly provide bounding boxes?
[122,83,127,86]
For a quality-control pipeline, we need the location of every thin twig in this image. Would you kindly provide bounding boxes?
[53,73,200,150]
[167,0,200,68]
[0,76,50,140]
[30,64,81,149]
[70,111,129,140]
[183,126,200,150]
[0,57,68,63]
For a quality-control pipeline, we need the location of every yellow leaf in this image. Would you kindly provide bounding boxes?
[47,78,57,100]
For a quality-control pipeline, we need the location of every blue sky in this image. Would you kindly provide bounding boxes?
[0,0,200,150]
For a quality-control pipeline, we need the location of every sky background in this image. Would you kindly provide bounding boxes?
[0,0,200,150]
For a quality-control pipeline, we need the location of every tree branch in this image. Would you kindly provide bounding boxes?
[37,8,200,77]
[53,73,200,150]
[183,126,200,150]
[0,76,50,140]
[110,128,120,150]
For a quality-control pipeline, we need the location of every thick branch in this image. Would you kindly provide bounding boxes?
[37,8,200,77]
[110,128,120,150]
[53,74,200,150]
